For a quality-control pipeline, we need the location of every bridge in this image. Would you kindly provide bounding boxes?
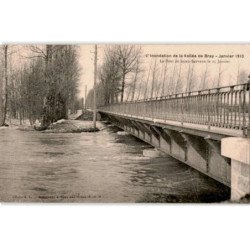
[98,82,250,201]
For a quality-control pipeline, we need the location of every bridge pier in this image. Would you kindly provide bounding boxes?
[221,137,250,201]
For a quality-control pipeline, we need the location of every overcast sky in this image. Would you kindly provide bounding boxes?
[78,45,104,97]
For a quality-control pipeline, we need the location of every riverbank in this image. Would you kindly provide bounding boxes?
[1,119,105,133]
[41,119,104,133]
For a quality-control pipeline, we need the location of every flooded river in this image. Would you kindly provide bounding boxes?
[0,123,230,203]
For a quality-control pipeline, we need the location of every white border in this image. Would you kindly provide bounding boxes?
[1,1,250,250]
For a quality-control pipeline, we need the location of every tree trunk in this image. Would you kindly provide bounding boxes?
[150,70,155,99]
[131,63,139,101]
[1,46,8,126]
[41,45,53,129]
[121,73,125,102]
[120,58,126,103]
[150,60,157,98]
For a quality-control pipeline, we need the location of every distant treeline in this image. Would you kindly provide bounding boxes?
[86,45,248,109]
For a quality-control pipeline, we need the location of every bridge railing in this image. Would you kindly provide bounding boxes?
[99,83,250,136]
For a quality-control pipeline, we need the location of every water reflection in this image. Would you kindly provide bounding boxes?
[0,124,230,203]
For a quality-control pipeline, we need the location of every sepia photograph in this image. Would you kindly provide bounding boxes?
[2,1,250,250]
[0,44,249,203]
[1,1,250,249]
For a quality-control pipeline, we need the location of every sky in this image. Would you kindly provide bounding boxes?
[78,45,104,98]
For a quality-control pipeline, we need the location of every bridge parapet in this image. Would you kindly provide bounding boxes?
[99,83,250,137]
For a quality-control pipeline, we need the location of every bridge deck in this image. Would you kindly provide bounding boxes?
[100,110,243,139]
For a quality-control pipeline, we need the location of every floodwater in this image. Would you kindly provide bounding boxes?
[0,123,230,203]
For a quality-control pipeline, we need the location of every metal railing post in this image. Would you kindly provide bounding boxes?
[181,93,184,126]
[208,89,211,130]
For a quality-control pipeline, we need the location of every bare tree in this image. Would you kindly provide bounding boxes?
[22,45,80,129]
[0,51,3,125]
[186,63,195,92]
[130,58,142,101]
[143,60,152,99]
[186,63,191,92]
[174,62,182,93]
[125,83,133,101]
[217,62,222,87]
[136,79,144,100]
[96,47,122,106]
[113,45,141,102]
[155,62,164,97]
[1,46,8,126]
[160,62,168,96]
[216,62,226,88]
[201,61,209,89]
[0,45,11,126]
[150,59,158,98]
[170,61,177,94]
[189,64,196,91]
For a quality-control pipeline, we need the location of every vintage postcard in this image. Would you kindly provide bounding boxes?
[0,44,249,203]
